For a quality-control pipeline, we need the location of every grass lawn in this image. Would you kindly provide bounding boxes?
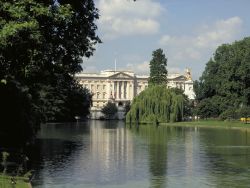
[161,119,250,129]
[0,175,31,188]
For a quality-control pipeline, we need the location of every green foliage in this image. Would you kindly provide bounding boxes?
[194,37,250,118]
[219,107,238,120]
[0,0,100,143]
[238,106,250,119]
[124,101,131,116]
[1,152,9,174]
[101,102,118,119]
[148,48,168,86]
[195,98,220,119]
[126,85,186,123]
[0,79,40,145]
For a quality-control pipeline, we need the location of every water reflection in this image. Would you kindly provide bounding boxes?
[88,120,135,184]
[137,126,168,188]
[31,121,149,187]
[198,128,250,187]
[29,121,250,188]
[130,125,212,188]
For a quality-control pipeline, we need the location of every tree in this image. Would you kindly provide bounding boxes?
[0,0,100,78]
[237,106,250,123]
[195,98,220,119]
[0,79,39,146]
[148,49,168,86]
[219,107,238,120]
[101,102,118,119]
[124,101,131,116]
[194,37,250,119]
[0,0,100,143]
[126,85,186,123]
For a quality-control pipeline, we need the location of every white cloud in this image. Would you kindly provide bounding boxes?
[126,61,149,75]
[125,61,184,75]
[159,17,243,62]
[97,0,164,40]
[195,17,242,48]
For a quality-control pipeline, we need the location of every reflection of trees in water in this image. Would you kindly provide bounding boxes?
[26,122,91,183]
[130,125,171,188]
[199,128,250,187]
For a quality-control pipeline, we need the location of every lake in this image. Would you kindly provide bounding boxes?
[30,120,250,188]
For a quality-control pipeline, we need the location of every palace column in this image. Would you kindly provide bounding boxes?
[121,81,124,99]
[113,81,116,98]
[126,81,129,100]
[120,81,122,99]
[130,81,134,99]
[124,81,127,99]
[116,81,119,99]
[106,80,110,99]
[119,81,122,99]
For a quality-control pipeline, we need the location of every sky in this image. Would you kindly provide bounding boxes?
[82,0,250,80]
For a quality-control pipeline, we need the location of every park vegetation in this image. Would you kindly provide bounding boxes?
[126,49,189,124]
[126,86,188,123]
[0,151,31,188]
[0,0,100,145]
[101,102,118,120]
[148,48,168,85]
[194,37,250,121]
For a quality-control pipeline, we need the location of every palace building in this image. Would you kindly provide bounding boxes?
[75,69,195,118]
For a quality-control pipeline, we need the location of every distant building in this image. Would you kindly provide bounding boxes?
[75,69,195,119]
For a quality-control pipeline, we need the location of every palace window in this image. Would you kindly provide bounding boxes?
[103,85,106,90]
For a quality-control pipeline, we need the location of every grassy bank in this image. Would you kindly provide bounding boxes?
[0,175,31,188]
[161,120,250,129]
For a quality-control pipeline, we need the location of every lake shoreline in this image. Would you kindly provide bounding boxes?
[160,120,250,130]
[0,174,31,188]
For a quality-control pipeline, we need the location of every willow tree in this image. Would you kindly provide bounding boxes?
[126,85,185,123]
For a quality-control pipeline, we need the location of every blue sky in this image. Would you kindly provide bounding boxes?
[83,0,250,80]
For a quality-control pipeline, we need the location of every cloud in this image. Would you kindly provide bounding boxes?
[126,61,149,75]
[97,0,164,40]
[195,16,243,48]
[125,61,183,75]
[159,16,243,63]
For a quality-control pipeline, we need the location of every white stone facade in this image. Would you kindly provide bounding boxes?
[75,69,195,118]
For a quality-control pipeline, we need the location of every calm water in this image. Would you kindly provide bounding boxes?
[30,121,250,188]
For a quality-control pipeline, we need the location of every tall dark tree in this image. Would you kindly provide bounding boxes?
[148,49,168,86]
[0,0,100,143]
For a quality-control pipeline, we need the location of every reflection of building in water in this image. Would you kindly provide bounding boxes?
[75,69,195,118]
[89,121,134,182]
[185,130,194,176]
